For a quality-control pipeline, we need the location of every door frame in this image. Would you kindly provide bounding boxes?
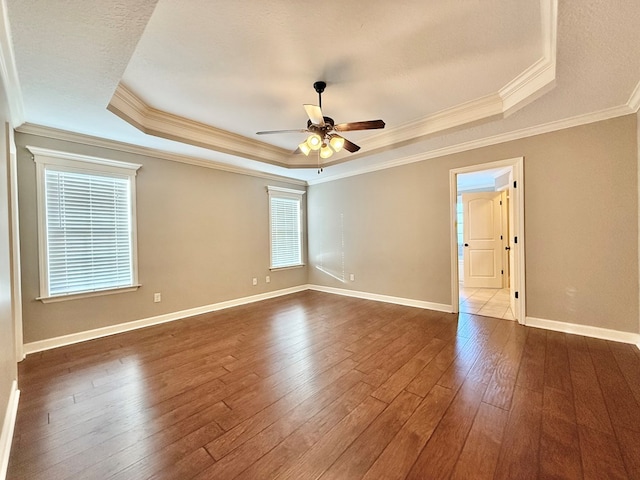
[449,157,526,324]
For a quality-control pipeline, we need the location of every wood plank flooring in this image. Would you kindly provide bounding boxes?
[7,290,640,479]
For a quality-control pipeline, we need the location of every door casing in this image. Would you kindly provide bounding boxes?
[449,157,525,324]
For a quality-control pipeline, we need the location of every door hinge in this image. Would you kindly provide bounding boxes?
[514,236,518,244]
[499,200,502,205]
[515,291,519,299]
[513,181,517,188]
[501,270,504,275]
[500,235,503,240]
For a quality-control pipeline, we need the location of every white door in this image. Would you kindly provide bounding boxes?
[462,192,503,288]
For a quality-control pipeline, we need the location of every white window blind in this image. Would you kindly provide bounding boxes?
[45,169,133,295]
[30,146,141,301]
[268,187,305,269]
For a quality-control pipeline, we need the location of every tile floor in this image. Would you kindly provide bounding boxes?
[459,286,515,320]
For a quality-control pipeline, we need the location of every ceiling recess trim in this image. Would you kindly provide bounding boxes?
[108,0,557,170]
[0,0,24,127]
[107,83,293,168]
[324,0,558,167]
[15,123,307,186]
[308,103,634,186]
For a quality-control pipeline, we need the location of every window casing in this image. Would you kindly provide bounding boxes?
[268,186,305,269]
[30,147,142,302]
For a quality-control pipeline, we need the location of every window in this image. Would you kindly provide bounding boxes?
[268,186,305,269]
[30,146,142,302]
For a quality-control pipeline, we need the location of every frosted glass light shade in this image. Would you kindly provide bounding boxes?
[329,135,345,152]
[298,141,311,155]
[320,144,333,159]
[307,134,322,150]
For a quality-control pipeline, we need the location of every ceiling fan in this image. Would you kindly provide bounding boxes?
[256,81,385,171]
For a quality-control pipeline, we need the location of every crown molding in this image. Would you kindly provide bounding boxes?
[107,0,558,171]
[358,93,505,155]
[308,104,633,185]
[0,0,24,127]
[15,123,307,186]
[108,83,295,168]
[335,0,557,165]
[500,0,557,115]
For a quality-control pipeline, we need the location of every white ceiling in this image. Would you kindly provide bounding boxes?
[5,0,640,183]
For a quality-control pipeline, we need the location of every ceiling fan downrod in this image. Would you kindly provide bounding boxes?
[313,81,326,109]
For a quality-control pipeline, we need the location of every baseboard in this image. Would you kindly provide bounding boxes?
[0,381,19,480]
[308,284,453,313]
[23,285,309,355]
[526,316,640,347]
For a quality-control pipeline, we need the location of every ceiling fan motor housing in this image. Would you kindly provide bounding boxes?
[313,81,326,94]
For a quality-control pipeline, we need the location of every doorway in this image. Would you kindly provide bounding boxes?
[449,157,525,324]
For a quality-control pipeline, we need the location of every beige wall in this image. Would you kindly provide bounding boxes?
[15,114,640,343]
[308,115,639,334]
[16,134,307,343]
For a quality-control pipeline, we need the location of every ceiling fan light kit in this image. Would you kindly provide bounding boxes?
[257,80,386,169]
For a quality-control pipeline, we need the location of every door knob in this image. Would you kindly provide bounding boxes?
[505,246,511,250]
[464,243,469,247]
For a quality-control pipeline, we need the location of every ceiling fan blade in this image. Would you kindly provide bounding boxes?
[334,119,385,132]
[256,129,308,135]
[304,104,325,126]
[341,137,361,153]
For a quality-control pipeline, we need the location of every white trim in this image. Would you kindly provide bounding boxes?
[637,108,640,340]
[20,286,640,356]
[37,284,141,303]
[16,103,636,190]
[499,0,557,115]
[0,0,24,127]
[27,145,142,173]
[628,80,640,113]
[30,148,141,300]
[108,83,293,167]
[0,380,19,480]
[526,316,640,346]
[266,186,306,196]
[23,285,309,354]
[308,284,453,313]
[449,172,460,315]
[15,123,307,186]
[449,157,526,325]
[107,3,558,169]
[309,105,632,186]
[7,128,22,361]
[360,93,504,154]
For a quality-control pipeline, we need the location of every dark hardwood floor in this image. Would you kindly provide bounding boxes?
[7,290,640,479]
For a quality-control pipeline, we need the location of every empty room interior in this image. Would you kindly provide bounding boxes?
[1,1,640,479]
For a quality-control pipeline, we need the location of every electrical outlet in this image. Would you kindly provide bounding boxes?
[266,275,270,283]
[350,273,355,281]
[252,277,258,286]
[154,292,161,303]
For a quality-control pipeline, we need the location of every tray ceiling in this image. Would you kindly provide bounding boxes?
[5,0,640,182]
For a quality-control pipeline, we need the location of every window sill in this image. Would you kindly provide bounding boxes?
[37,284,141,303]
[269,264,305,272]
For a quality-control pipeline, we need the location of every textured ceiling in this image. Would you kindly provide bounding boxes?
[5,0,640,182]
